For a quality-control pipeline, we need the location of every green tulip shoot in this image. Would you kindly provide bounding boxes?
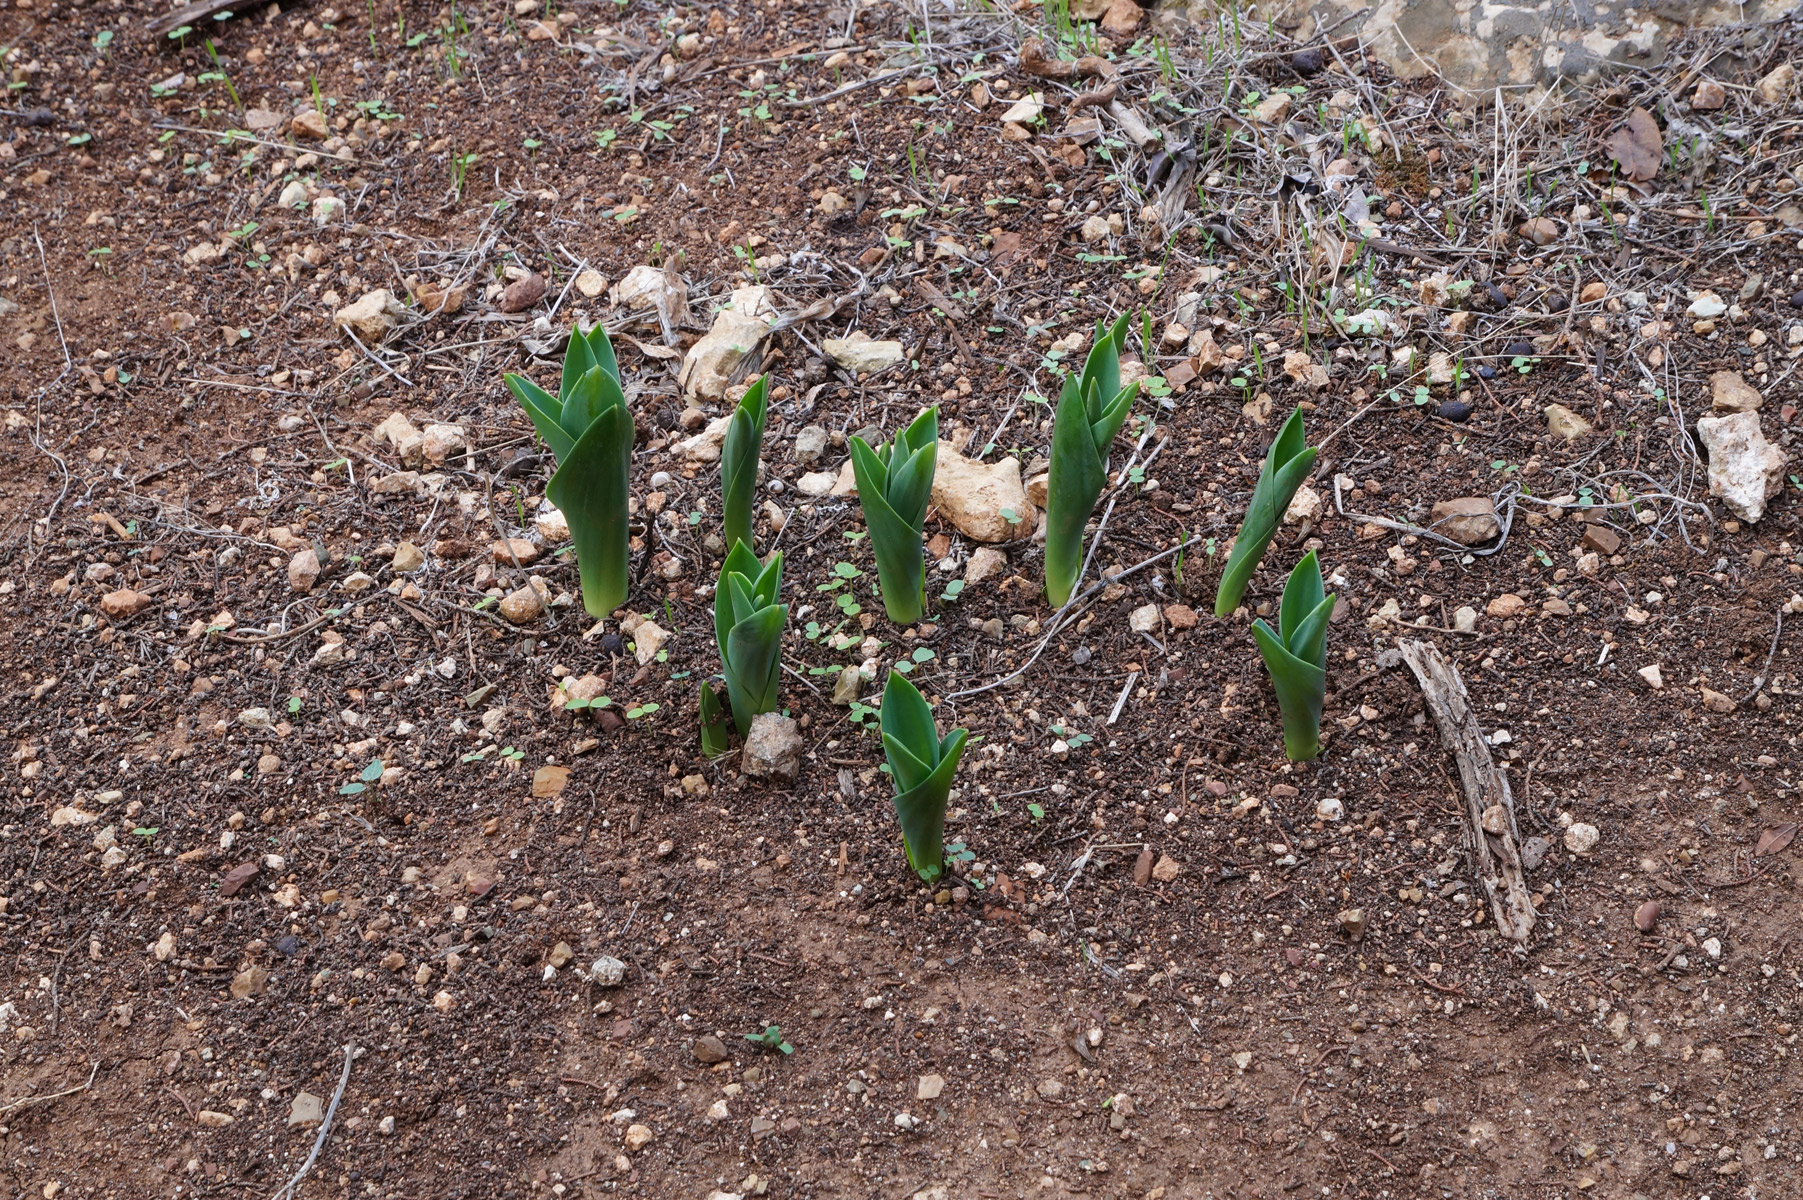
[503,323,634,617]
[1044,313,1138,607]
[879,670,968,883]
[712,541,787,738]
[720,375,769,553]
[849,406,938,625]
[1250,551,1334,761]
[1213,406,1317,617]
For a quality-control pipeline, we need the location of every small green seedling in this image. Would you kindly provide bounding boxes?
[720,375,769,553]
[340,758,384,795]
[744,1024,794,1054]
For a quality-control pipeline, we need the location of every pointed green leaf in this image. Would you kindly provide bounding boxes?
[546,403,633,617]
[880,670,938,766]
[584,322,620,383]
[1252,616,1326,762]
[505,373,576,463]
[714,541,764,656]
[896,405,939,460]
[852,423,933,626]
[560,326,596,401]
[886,441,937,530]
[1278,550,1325,645]
[1214,408,1317,617]
[1081,312,1129,408]
[847,435,887,500]
[724,603,786,736]
[700,681,731,758]
[721,376,769,554]
[892,728,966,882]
[752,549,785,610]
[1091,380,1138,449]
[1287,593,1335,671]
[1045,378,1107,607]
[559,365,625,445]
[881,731,934,794]
[1270,405,1308,471]
[728,573,758,629]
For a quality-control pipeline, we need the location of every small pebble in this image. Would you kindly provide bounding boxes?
[1634,900,1661,932]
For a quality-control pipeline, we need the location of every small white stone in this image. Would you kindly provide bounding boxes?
[1563,822,1600,854]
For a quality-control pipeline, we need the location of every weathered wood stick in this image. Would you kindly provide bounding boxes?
[1397,639,1536,943]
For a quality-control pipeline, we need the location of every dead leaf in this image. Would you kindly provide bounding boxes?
[1604,107,1662,183]
[1755,822,1798,857]
[627,337,682,360]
